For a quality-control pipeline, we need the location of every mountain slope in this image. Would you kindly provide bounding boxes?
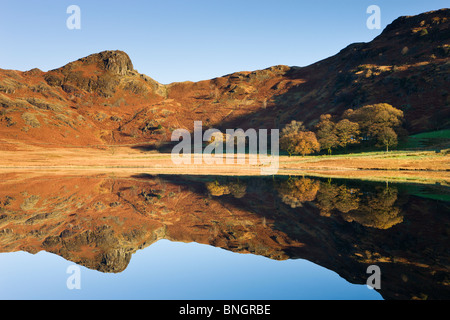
[0,9,449,150]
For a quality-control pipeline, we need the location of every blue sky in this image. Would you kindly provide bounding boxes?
[0,0,448,83]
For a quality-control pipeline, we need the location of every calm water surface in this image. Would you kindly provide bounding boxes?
[0,172,448,300]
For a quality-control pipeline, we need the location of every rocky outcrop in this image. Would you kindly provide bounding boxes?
[98,50,135,76]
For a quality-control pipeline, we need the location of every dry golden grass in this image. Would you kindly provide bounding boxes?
[0,143,449,185]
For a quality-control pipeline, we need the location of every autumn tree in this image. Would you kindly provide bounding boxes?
[205,179,247,198]
[343,103,403,136]
[280,131,321,157]
[335,119,361,149]
[342,186,403,229]
[343,103,404,151]
[316,114,361,154]
[316,182,403,229]
[376,127,398,152]
[205,180,230,197]
[277,177,320,208]
[316,182,360,216]
[280,120,320,156]
[316,114,339,155]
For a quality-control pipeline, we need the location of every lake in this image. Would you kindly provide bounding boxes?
[0,171,448,300]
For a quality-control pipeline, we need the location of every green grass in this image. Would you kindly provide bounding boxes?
[287,150,439,162]
[400,184,450,202]
[400,129,450,150]
[410,129,450,139]
[308,129,450,155]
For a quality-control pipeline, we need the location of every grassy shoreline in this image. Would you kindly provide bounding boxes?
[0,146,449,185]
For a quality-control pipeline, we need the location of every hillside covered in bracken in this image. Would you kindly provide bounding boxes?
[0,9,449,150]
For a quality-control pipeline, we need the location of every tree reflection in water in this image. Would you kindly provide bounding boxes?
[275,177,403,230]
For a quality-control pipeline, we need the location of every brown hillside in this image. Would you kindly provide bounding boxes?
[0,9,449,150]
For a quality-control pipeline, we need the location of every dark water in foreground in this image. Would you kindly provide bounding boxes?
[0,173,448,300]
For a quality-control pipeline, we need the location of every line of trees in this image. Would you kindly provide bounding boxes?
[280,103,405,156]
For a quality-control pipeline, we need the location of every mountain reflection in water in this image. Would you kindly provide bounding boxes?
[0,172,448,300]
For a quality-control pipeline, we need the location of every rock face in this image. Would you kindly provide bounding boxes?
[99,50,134,76]
[0,9,449,149]
[65,50,135,76]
